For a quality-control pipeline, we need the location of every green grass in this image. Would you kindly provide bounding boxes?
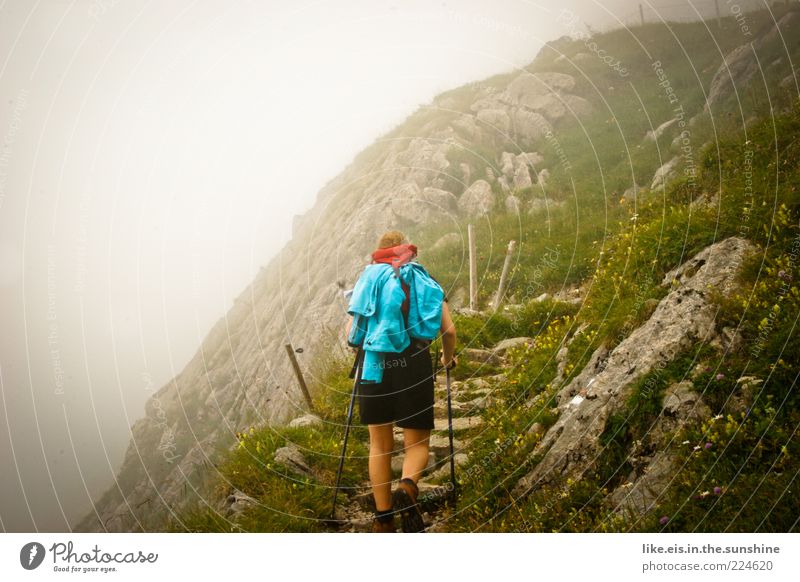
[169,9,800,533]
[167,355,371,532]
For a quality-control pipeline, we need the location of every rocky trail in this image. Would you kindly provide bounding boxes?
[326,236,760,532]
[332,359,501,533]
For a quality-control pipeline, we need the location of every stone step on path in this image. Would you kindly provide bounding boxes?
[433,415,483,432]
[335,366,510,532]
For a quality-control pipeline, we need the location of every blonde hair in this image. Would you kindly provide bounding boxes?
[377,230,408,249]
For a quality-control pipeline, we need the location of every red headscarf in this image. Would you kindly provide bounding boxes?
[371,243,418,316]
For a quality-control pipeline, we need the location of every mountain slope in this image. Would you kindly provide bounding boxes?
[77,5,800,532]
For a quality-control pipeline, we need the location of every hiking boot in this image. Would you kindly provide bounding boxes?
[392,478,425,532]
[371,516,396,533]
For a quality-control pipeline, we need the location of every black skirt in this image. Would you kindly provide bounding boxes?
[357,340,435,429]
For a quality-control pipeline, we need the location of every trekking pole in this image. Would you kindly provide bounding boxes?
[329,347,364,523]
[445,364,457,504]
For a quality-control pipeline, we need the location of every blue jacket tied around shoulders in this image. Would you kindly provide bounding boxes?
[347,262,444,383]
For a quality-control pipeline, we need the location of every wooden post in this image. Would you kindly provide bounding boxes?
[285,343,315,412]
[639,4,645,26]
[468,224,477,311]
[715,0,721,27]
[493,240,517,313]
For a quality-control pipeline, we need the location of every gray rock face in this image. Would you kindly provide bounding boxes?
[224,488,258,517]
[512,237,756,499]
[274,443,315,479]
[506,72,577,104]
[706,44,760,111]
[505,195,521,214]
[493,337,533,356]
[537,168,550,187]
[608,381,710,519]
[459,180,495,217]
[451,115,480,140]
[477,108,511,134]
[706,11,800,111]
[645,117,679,142]
[391,184,458,224]
[513,161,533,189]
[523,93,567,121]
[514,108,552,141]
[74,107,467,532]
[460,347,503,366]
[650,157,680,190]
[288,414,323,429]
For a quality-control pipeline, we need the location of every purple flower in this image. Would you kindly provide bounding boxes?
[704,366,713,373]
[713,486,722,495]
[659,515,669,525]
[705,442,713,450]
[715,373,725,381]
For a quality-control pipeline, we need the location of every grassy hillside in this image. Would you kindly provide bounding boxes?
[168,9,800,532]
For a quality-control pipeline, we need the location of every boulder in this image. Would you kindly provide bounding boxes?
[650,157,679,190]
[608,451,675,520]
[518,151,544,167]
[513,108,552,141]
[224,488,257,516]
[497,176,511,193]
[434,416,484,432]
[391,184,458,224]
[432,232,461,251]
[505,195,521,214]
[645,117,679,142]
[288,414,323,429]
[451,115,481,140]
[459,180,495,217]
[274,443,315,479]
[523,93,566,121]
[428,453,470,480]
[506,72,576,104]
[500,152,516,179]
[513,161,533,190]
[513,237,756,499]
[537,168,550,186]
[476,108,511,134]
[608,381,710,519]
[493,336,533,356]
[461,347,503,366]
[706,44,760,111]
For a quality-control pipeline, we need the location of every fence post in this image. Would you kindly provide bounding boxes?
[468,224,477,311]
[285,343,315,412]
[493,240,517,313]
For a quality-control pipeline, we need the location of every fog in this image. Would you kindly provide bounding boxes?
[0,0,739,532]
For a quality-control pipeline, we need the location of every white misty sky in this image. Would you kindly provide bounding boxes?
[0,0,736,531]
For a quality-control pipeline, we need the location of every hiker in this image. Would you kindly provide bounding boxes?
[345,230,457,533]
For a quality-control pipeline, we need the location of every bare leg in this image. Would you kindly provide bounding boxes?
[401,428,431,483]
[368,423,394,511]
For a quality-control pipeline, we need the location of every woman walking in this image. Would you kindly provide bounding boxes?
[346,230,457,533]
